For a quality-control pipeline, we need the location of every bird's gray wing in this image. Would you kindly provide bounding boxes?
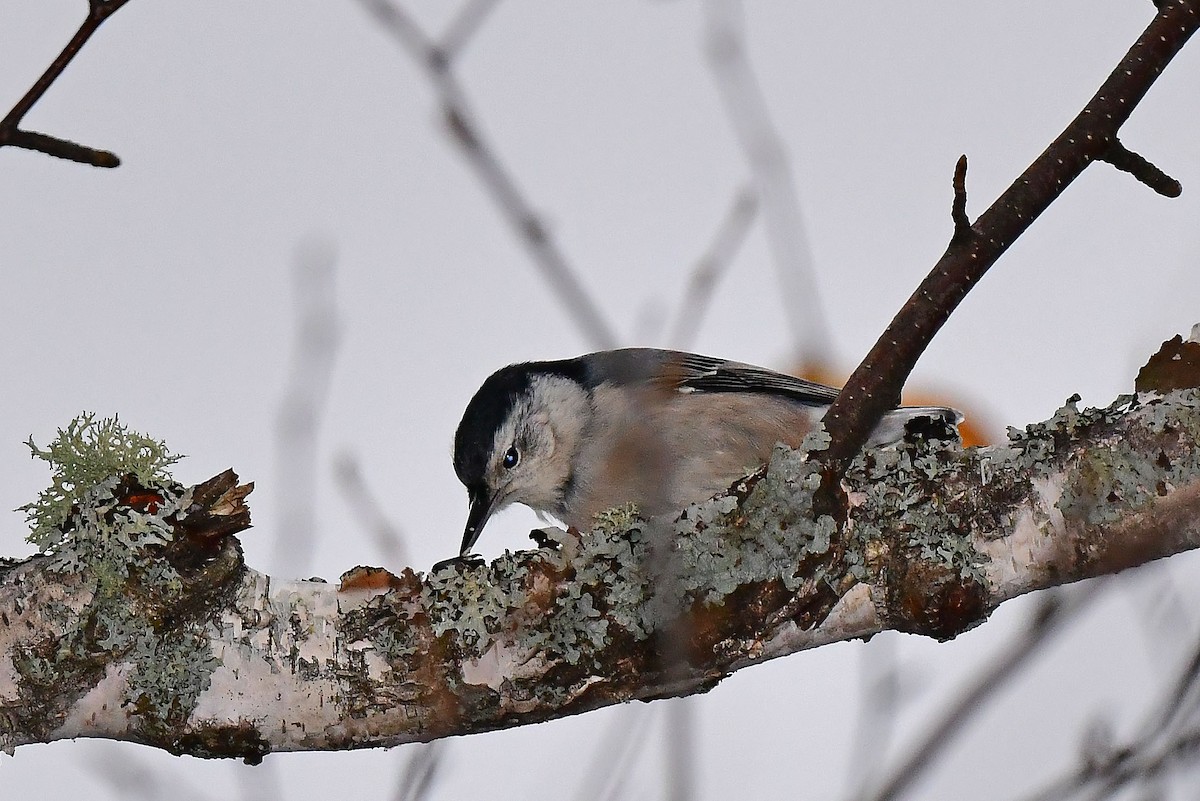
[671,352,840,407]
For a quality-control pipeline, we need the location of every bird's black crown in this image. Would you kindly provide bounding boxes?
[453,358,588,489]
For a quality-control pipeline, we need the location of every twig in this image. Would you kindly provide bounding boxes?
[571,706,654,801]
[333,451,410,568]
[392,741,444,801]
[1100,138,1182,197]
[83,747,213,801]
[817,1,1198,485]
[950,155,970,244]
[1020,720,1200,801]
[355,0,619,349]
[0,1,131,167]
[845,632,902,797]
[862,584,1101,801]
[665,699,696,801]
[704,0,832,363]
[272,242,342,578]
[667,186,758,349]
[438,0,502,62]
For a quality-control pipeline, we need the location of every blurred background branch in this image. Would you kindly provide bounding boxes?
[354,0,619,349]
[704,0,832,366]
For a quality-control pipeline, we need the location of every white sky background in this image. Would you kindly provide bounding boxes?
[2,1,1200,799]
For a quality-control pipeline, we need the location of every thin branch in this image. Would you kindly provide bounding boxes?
[817,1,1197,484]
[1014,587,1200,801]
[862,583,1101,801]
[572,706,654,801]
[84,748,214,801]
[704,0,832,363]
[1100,138,1182,197]
[665,699,697,801]
[392,741,444,801]
[1020,716,1200,801]
[333,451,410,568]
[845,633,902,797]
[355,0,618,349]
[272,242,342,578]
[0,0,131,167]
[438,0,502,62]
[667,186,758,350]
[950,155,970,244]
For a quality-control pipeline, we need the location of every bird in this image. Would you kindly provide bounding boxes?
[452,348,960,556]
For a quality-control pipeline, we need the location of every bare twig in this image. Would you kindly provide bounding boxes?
[355,0,618,349]
[950,155,970,244]
[704,0,832,363]
[1100,138,1182,197]
[84,748,213,801]
[818,1,1198,483]
[1019,649,1200,801]
[1,0,131,167]
[571,706,654,801]
[863,583,1102,801]
[333,451,410,568]
[667,186,758,349]
[438,0,502,62]
[272,242,342,578]
[665,699,697,801]
[392,741,444,801]
[845,633,902,797]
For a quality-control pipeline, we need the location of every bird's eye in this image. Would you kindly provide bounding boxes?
[502,446,520,469]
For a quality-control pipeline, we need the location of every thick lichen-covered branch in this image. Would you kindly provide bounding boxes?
[1,386,1199,759]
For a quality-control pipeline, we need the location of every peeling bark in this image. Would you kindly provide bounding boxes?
[1,390,1199,760]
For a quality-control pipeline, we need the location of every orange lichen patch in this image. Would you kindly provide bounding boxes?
[123,490,164,514]
[1136,334,1200,393]
[338,565,405,593]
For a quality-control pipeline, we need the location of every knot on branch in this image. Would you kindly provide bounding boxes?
[881,549,989,640]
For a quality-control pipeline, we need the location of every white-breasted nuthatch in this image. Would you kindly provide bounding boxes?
[452,348,960,555]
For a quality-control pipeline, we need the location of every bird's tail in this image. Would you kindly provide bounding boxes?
[868,405,963,447]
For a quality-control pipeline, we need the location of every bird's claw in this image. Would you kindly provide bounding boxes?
[431,552,486,572]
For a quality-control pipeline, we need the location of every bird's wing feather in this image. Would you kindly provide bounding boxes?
[671,353,840,407]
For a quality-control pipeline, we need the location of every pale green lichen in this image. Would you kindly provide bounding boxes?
[849,433,986,583]
[15,414,220,732]
[591,503,640,532]
[1054,390,1200,526]
[125,629,221,724]
[20,413,182,551]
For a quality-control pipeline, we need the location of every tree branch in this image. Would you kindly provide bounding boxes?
[704,0,832,363]
[818,1,1197,483]
[0,1,132,168]
[354,0,619,349]
[2,381,1200,759]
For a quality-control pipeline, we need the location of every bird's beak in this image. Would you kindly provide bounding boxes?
[460,486,494,555]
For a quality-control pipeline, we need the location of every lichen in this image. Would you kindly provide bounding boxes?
[20,412,182,551]
[125,628,220,725]
[13,414,222,736]
[1055,390,1200,526]
[848,434,986,584]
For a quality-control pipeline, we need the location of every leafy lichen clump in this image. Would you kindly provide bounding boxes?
[14,414,221,732]
[848,433,985,583]
[1044,391,1200,526]
[20,412,182,552]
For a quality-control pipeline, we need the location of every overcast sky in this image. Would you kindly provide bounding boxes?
[2,2,1199,799]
